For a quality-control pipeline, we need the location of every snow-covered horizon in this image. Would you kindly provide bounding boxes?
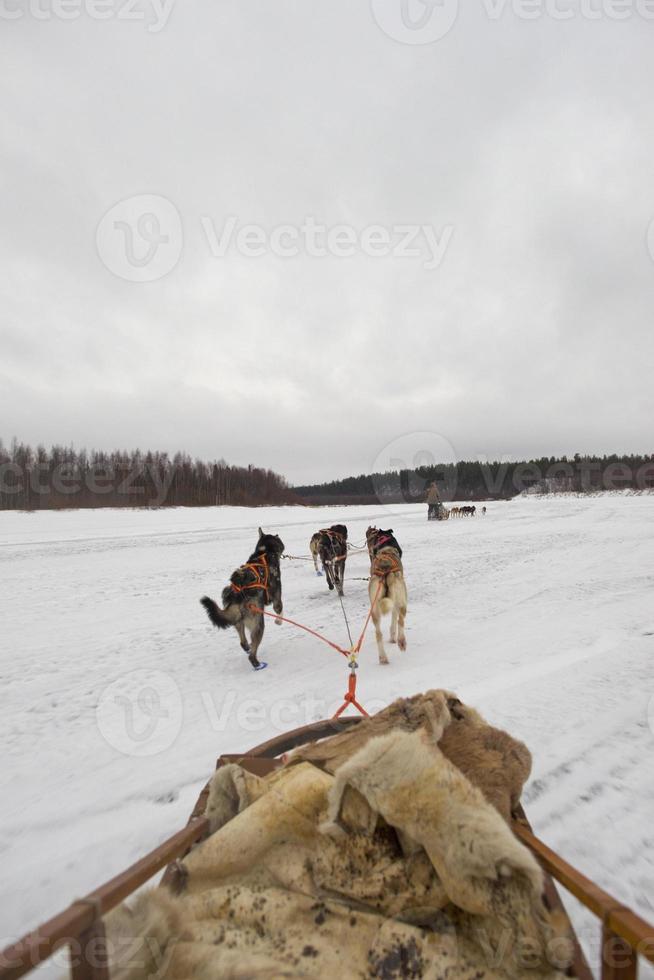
[1,495,653,977]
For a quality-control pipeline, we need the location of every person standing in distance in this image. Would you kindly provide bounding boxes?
[426,481,441,520]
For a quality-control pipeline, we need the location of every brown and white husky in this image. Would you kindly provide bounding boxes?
[365,526,408,665]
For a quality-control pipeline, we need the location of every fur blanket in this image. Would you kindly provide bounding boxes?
[289,690,533,823]
[106,691,572,979]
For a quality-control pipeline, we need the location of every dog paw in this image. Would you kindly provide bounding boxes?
[274,617,283,626]
[389,637,397,644]
[398,638,407,651]
[379,656,389,665]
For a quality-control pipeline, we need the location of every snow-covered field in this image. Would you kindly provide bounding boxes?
[1,495,653,975]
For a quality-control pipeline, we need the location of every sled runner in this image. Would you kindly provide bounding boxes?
[1,707,653,980]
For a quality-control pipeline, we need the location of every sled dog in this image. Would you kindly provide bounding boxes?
[200,528,284,670]
[365,526,408,665]
[311,525,348,596]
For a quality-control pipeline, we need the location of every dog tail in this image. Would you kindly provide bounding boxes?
[379,578,407,616]
[200,596,237,629]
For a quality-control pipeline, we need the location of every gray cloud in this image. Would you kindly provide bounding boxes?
[1,1,653,485]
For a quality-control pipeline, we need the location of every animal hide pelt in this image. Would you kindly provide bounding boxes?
[104,692,570,980]
[289,689,532,822]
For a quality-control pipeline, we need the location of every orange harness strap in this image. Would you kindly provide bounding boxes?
[353,578,383,654]
[371,548,402,579]
[247,604,350,658]
[245,557,389,720]
[319,529,348,564]
[333,668,369,718]
[333,581,383,720]
[230,556,269,599]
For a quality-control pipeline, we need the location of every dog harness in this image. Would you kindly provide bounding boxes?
[319,528,347,564]
[229,556,270,600]
[319,528,346,544]
[371,548,402,579]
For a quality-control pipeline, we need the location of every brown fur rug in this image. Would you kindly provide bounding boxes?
[289,689,532,822]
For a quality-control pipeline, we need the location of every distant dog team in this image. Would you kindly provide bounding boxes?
[450,505,477,518]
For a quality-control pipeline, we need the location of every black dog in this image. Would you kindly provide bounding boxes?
[311,524,348,596]
[200,528,284,670]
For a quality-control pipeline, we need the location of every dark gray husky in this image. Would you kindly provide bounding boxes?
[200,528,284,670]
[309,524,348,596]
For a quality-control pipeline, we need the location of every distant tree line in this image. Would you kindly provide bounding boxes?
[0,439,294,510]
[294,453,654,505]
[3,441,651,512]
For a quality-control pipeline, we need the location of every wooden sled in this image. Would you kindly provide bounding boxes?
[1,717,652,980]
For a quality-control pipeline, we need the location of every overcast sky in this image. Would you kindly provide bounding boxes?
[1,0,653,484]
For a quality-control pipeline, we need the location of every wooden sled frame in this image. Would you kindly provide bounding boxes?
[1,716,652,980]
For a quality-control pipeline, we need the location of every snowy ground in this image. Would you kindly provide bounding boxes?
[1,495,653,977]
